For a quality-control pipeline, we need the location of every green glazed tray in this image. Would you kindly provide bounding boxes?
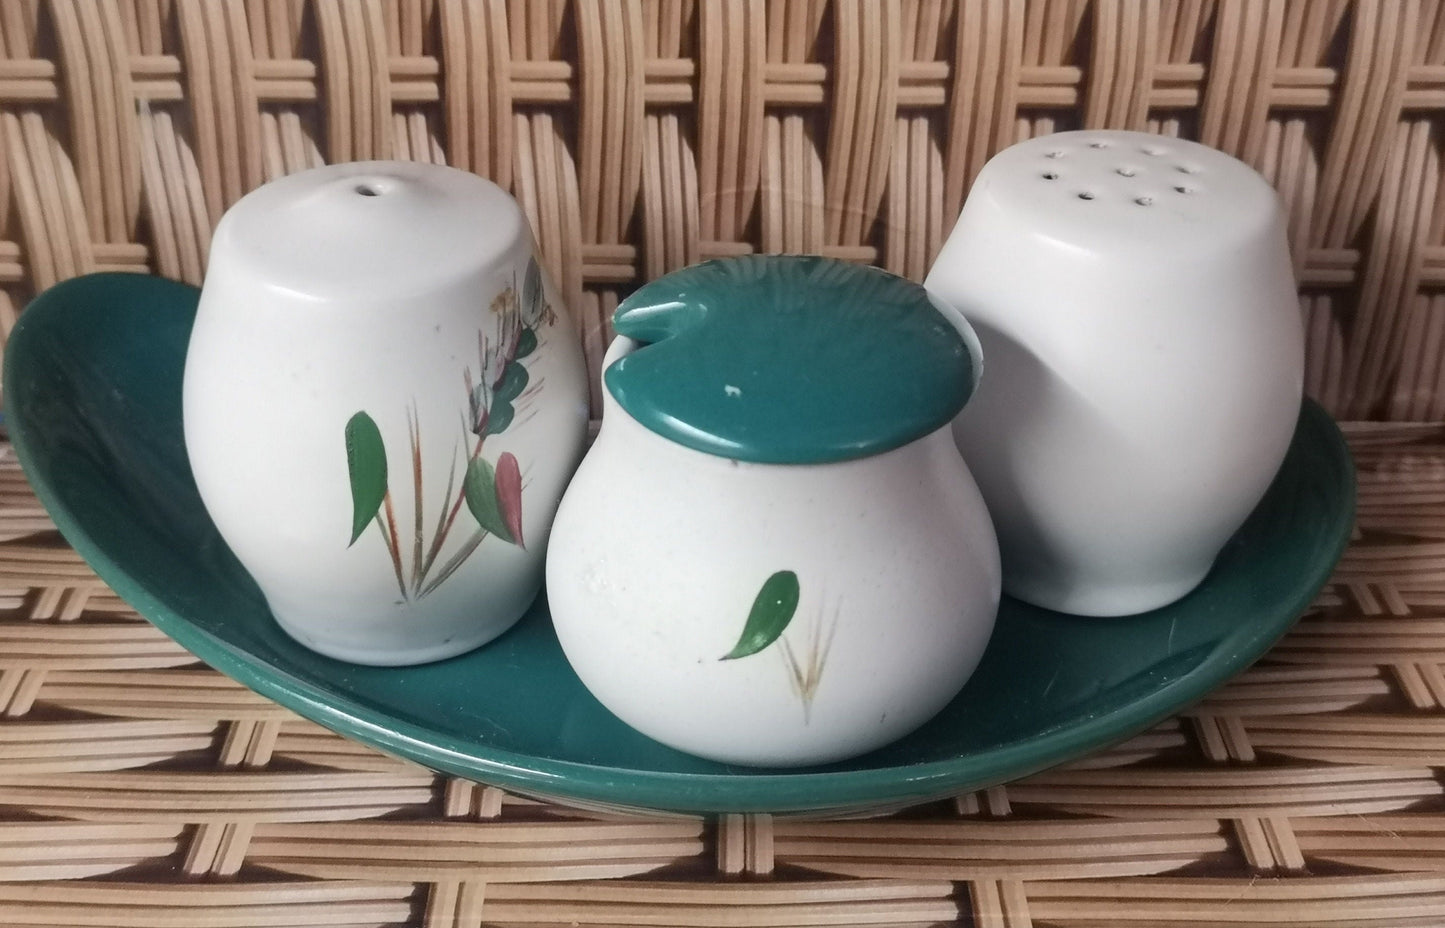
[3,273,1355,816]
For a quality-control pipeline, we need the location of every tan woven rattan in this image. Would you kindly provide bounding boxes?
[3,2,1445,925]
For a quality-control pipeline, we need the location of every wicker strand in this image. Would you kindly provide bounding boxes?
[3,4,1445,926]
[0,0,1441,416]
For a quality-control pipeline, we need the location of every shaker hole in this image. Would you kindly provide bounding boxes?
[1077,191,1095,200]
[1142,145,1165,156]
[1176,165,1198,174]
[1116,167,1137,177]
[1044,150,1065,159]
[1174,185,1195,194]
[355,184,381,197]
[1042,172,1059,180]
[1135,196,1154,206]
[1088,141,1109,149]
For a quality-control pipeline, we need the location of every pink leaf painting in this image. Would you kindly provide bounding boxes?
[495,452,525,549]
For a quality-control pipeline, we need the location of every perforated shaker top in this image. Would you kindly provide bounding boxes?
[209,160,526,302]
[966,130,1283,254]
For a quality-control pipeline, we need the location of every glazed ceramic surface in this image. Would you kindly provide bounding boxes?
[927,130,1305,617]
[547,257,1001,767]
[183,162,588,665]
[2,273,1354,814]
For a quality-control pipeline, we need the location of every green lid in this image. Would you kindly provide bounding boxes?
[604,255,976,464]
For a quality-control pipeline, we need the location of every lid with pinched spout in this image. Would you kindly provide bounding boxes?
[604,255,978,464]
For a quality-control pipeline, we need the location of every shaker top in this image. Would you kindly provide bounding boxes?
[964,130,1283,256]
[207,161,526,301]
[604,255,976,464]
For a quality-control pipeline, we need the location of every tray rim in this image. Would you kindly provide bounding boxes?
[4,272,1357,815]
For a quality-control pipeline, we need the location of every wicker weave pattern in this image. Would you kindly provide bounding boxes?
[0,430,1443,925]
[4,2,1445,926]
[2,1,1445,416]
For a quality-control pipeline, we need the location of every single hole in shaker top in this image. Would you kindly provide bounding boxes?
[1142,145,1165,156]
[1135,196,1154,206]
[1174,185,1195,194]
[1042,172,1059,180]
[1088,140,1109,149]
[1077,191,1096,200]
[1176,165,1199,174]
[1044,150,1065,158]
[1116,167,1137,177]
[355,184,381,197]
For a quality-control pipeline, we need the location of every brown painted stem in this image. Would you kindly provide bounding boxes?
[408,406,424,594]
[417,435,485,585]
[374,499,406,600]
[381,489,406,599]
[416,439,461,591]
[420,528,487,599]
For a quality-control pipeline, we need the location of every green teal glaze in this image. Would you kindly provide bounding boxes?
[605,256,975,463]
[5,272,1354,815]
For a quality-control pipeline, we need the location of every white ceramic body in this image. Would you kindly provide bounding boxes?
[184,162,589,665]
[926,130,1304,616]
[545,337,1001,767]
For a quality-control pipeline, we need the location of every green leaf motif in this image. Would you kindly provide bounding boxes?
[344,411,388,546]
[515,328,538,359]
[522,257,543,324]
[485,399,514,436]
[721,570,801,661]
[495,360,529,403]
[464,455,515,545]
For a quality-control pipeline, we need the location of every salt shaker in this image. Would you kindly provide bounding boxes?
[926,131,1304,616]
[184,162,590,664]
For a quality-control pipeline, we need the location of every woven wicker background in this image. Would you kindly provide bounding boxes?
[3,0,1445,925]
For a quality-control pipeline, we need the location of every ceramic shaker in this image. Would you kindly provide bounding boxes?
[545,256,1001,767]
[184,162,589,665]
[926,131,1304,616]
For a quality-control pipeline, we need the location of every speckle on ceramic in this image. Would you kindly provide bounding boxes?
[926,131,1305,617]
[183,161,590,665]
[546,256,1001,767]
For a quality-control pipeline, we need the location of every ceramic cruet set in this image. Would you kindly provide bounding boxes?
[181,129,1304,767]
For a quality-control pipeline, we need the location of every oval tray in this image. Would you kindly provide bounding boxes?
[4,273,1355,815]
